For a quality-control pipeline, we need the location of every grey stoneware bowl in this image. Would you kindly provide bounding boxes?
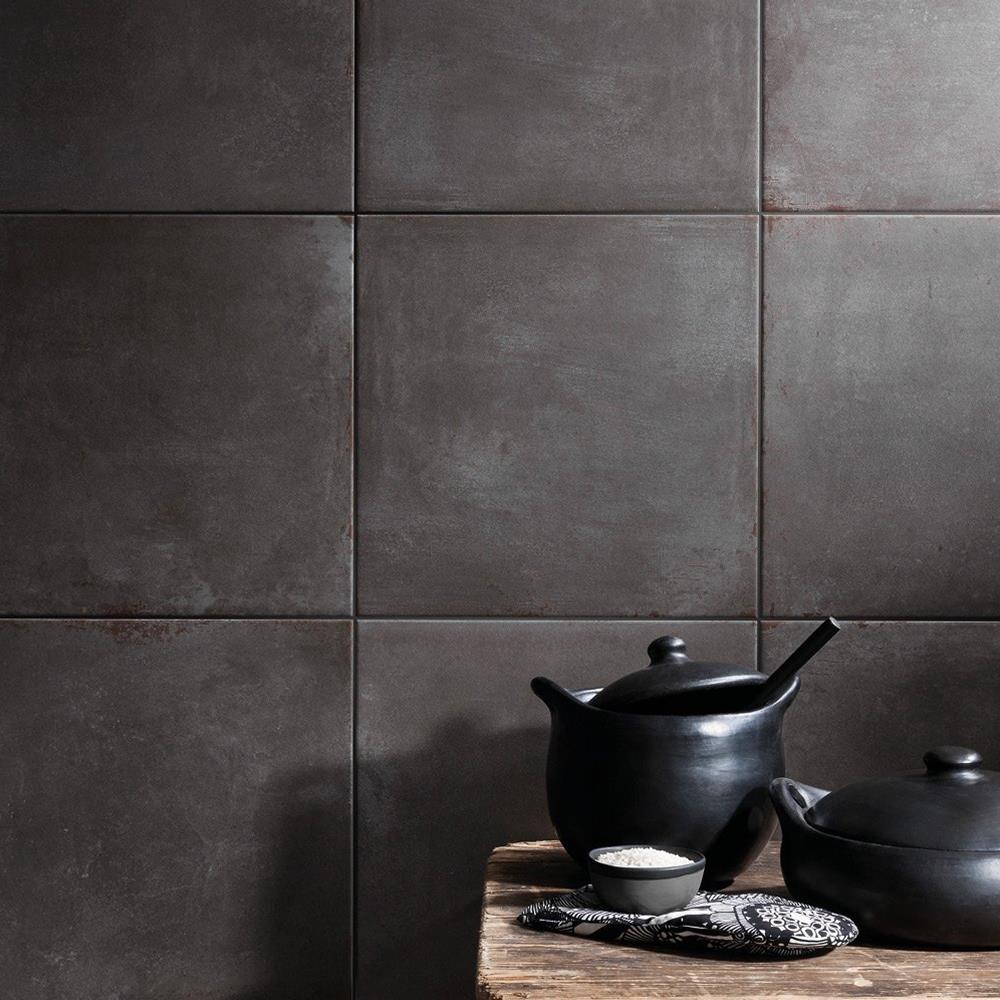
[588,845,705,915]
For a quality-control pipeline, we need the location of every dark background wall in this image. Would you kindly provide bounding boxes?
[4,2,1000,998]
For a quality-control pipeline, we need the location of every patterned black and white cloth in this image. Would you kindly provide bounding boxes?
[518,887,858,958]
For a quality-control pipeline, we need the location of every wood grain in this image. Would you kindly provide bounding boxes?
[477,841,1000,1000]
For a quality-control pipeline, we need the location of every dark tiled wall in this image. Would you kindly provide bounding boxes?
[4,2,1000,998]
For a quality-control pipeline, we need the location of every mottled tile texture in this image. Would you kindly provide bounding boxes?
[359,0,759,210]
[8,1,1000,999]
[0,216,353,616]
[764,0,1000,210]
[763,621,1000,790]
[0,619,352,1000]
[763,216,1000,618]
[0,0,354,210]
[356,620,756,1000]
[358,215,759,616]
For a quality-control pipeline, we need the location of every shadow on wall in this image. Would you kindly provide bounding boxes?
[230,766,351,1000]
[357,715,567,1000]
[223,718,559,1000]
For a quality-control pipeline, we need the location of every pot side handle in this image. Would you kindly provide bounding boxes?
[769,777,830,833]
[531,676,582,714]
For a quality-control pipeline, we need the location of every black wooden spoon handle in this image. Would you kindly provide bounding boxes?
[745,617,841,710]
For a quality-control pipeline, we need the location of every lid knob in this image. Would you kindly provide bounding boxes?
[924,746,983,775]
[647,635,688,666]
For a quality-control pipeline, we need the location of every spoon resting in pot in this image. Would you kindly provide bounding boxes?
[742,617,841,711]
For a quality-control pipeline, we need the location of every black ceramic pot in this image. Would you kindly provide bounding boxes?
[772,747,1000,947]
[532,637,801,887]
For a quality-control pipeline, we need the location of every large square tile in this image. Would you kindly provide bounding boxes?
[359,0,758,210]
[357,215,758,616]
[764,0,1000,210]
[0,216,353,615]
[763,216,1000,617]
[356,619,756,1000]
[762,620,1000,789]
[1,0,353,210]
[0,619,352,1000]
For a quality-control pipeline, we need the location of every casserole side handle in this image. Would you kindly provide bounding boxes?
[770,777,830,832]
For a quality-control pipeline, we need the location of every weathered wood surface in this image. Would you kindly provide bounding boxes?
[477,840,1000,1000]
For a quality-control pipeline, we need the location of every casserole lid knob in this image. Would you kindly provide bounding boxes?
[924,746,983,774]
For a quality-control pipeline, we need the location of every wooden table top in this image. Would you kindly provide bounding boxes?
[477,840,1000,1000]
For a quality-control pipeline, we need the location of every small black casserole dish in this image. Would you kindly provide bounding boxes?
[772,746,1000,947]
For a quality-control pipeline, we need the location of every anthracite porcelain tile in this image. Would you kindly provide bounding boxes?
[1,0,353,210]
[0,619,352,1000]
[0,216,353,615]
[359,0,758,210]
[764,0,1000,210]
[762,215,1000,618]
[762,621,1000,790]
[356,619,756,1000]
[358,215,758,617]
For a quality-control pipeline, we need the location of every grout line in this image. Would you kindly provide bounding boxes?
[759,209,1000,217]
[761,617,1000,623]
[347,209,755,217]
[0,209,755,218]
[0,613,753,623]
[5,613,1000,624]
[351,615,359,1000]
[755,0,765,672]
[0,210,356,217]
[0,613,358,621]
[351,2,360,997]
[757,0,764,219]
[351,177,360,616]
[6,208,1000,218]
[349,613,757,622]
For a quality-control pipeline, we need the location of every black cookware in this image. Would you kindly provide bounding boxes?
[772,746,1000,946]
[532,621,839,886]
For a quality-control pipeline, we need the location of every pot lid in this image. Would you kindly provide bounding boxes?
[589,636,759,713]
[807,747,1000,851]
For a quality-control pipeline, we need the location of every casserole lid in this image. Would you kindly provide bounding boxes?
[806,746,1000,851]
[589,636,760,713]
